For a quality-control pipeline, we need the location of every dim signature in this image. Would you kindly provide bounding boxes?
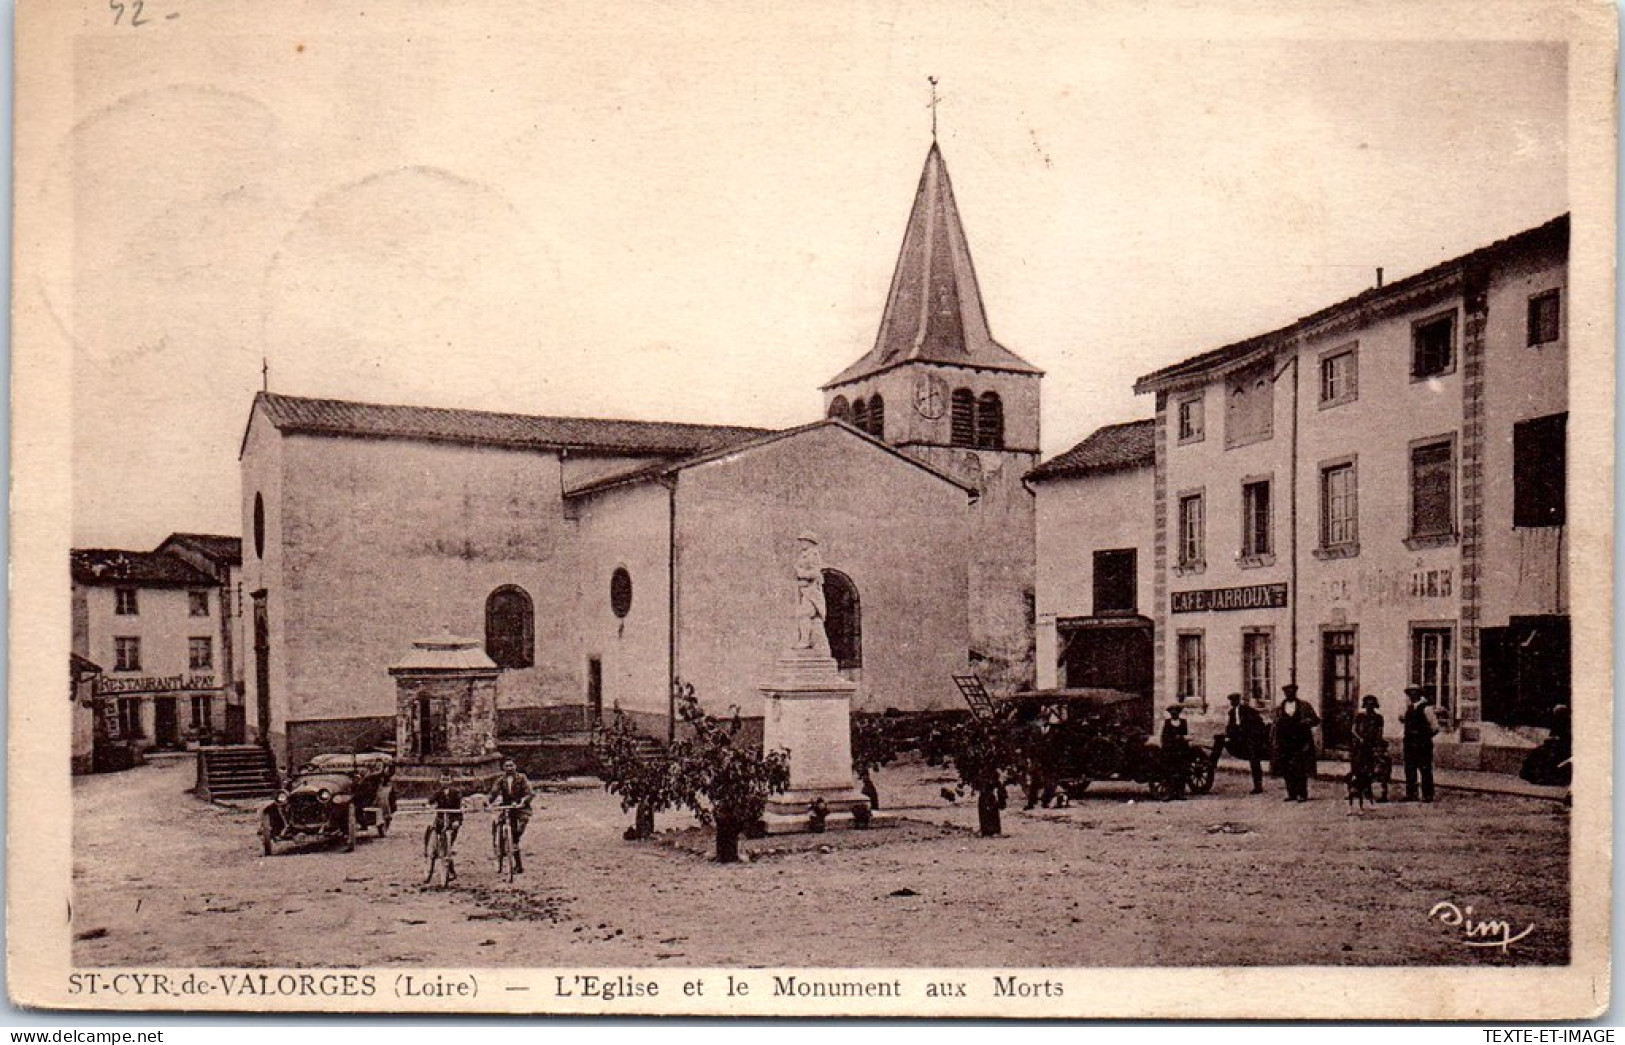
[1428,901,1534,952]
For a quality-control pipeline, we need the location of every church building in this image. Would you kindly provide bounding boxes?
[239,143,1044,767]
[821,143,1042,691]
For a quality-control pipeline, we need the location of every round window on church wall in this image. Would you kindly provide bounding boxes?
[253,493,265,559]
[610,567,633,618]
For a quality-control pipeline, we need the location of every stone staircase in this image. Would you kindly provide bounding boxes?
[195,745,280,802]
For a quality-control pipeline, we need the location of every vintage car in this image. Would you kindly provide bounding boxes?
[259,752,396,855]
[1001,688,1216,802]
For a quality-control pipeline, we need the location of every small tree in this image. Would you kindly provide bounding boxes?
[667,680,792,863]
[851,713,898,810]
[940,712,1024,837]
[590,706,677,840]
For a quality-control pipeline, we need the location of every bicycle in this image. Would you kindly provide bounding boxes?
[490,803,525,882]
[423,809,459,888]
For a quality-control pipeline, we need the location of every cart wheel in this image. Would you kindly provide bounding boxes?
[1187,756,1216,795]
[343,804,358,852]
[259,813,276,857]
[1147,776,1169,801]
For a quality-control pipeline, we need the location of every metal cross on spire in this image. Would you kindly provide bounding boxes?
[927,76,940,141]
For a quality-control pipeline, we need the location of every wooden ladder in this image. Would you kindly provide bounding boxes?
[952,674,997,720]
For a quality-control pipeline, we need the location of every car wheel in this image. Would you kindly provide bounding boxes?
[344,804,357,852]
[259,814,276,857]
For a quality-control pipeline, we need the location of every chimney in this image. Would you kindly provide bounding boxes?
[1376,267,1384,289]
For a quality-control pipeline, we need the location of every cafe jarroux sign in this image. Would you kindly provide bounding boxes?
[1171,582,1288,614]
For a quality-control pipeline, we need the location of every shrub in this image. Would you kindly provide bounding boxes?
[666,680,792,863]
[851,713,899,810]
[939,712,1024,837]
[590,706,677,840]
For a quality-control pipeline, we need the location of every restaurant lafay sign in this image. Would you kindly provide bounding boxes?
[1171,583,1288,614]
[95,673,217,696]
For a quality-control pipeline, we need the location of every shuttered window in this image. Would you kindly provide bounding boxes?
[1225,364,1273,446]
[976,392,1004,449]
[1409,441,1454,538]
[950,389,976,447]
[867,394,885,439]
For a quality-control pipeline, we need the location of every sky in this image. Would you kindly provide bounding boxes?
[35,1,1571,548]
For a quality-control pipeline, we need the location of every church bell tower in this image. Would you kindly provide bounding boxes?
[822,142,1042,693]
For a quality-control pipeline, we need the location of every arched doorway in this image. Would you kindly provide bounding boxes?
[823,570,862,676]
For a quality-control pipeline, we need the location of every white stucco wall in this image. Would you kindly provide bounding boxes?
[570,480,673,728]
[1033,465,1153,689]
[672,425,972,719]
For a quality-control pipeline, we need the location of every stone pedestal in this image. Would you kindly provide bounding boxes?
[759,648,895,834]
[388,634,505,799]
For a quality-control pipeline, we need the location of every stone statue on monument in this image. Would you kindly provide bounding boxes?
[793,531,830,656]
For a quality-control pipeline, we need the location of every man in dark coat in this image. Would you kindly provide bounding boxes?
[1401,685,1440,802]
[1218,691,1268,794]
[1273,684,1320,802]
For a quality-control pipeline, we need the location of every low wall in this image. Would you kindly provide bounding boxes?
[498,705,590,736]
[499,737,596,779]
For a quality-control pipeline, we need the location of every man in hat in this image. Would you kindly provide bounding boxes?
[1159,703,1191,800]
[1218,692,1268,794]
[1273,684,1320,802]
[1401,685,1440,802]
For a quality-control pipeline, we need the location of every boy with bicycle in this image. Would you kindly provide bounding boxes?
[425,768,465,884]
[489,758,534,874]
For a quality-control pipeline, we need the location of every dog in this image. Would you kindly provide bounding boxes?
[1345,742,1392,813]
[1345,762,1374,814]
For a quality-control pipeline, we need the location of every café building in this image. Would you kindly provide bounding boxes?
[1131,215,1568,769]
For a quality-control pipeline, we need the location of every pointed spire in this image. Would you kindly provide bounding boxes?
[824,144,1040,389]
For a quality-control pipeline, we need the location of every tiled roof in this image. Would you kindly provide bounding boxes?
[71,549,218,587]
[1025,419,1155,482]
[1134,214,1569,393]
[824,144,1041,389]
[1130,325,1294,395]
[158,533,243,566]
[564,419,979,499]
[253,392,773,456]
